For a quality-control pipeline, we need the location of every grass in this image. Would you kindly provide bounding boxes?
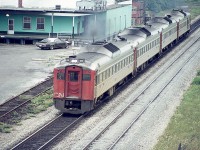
[0,89,54,133]
[27,89,54,114]
[154,71,200,150]
[186,0,200,19]
[190,7,200,19]
[0,122,12,133]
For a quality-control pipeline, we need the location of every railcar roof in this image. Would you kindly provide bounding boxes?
[76,52,108,63]
[56,51,111,71]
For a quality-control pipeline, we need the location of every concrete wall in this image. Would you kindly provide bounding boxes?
[106,5,132,39]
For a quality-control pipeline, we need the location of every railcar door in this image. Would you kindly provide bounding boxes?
[65,66,82,98]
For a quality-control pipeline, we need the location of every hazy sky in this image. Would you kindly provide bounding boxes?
[0,0,115,9]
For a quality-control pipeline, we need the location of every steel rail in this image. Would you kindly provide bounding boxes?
[10,114,85,150]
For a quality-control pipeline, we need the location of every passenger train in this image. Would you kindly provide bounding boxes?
[53,9,191,114]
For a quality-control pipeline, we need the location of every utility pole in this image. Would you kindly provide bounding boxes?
[51,13,54,38]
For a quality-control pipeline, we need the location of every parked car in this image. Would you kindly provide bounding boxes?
[36,38,68,50]
[65,39,72,45]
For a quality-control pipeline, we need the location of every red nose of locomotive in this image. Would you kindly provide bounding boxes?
[53,65,95,114]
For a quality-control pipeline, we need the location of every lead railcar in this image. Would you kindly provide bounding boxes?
[53,9,191,114]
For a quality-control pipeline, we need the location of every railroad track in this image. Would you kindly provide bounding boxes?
[10,114,84,150]
[80,32,200,150]
[191,17,200,33]
[0,77,53,123]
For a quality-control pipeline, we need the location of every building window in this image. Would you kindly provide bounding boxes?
[37,17,44,30]
[23,17,31,29]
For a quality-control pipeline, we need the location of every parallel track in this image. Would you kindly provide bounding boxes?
[11,114,84,150]
[0,78,53,123]
[191,17,200,33]
[82,32,200,150]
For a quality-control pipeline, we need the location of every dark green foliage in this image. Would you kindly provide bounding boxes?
[192,77,200,85]
[192,72,200,85]
[116,0,200,13]
[197,70,200,76]
[145,0,186,12]
[185,0,200,2]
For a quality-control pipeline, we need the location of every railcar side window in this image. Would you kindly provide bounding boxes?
[137,50,139,57]
[69,72,78,81]
[118,62,121,70]
[100,73,103,82]
[103,71,106,80]
[129,56,131,63]
[125,58,128,66]
[115,64,118,72]
[107,69,110,78]
[104,71,107,79]
[96,75,100,85]
[110,68,112,76]
[157,39,159,44]
[169,30,172,35]
[131,54,134,62]
[112,66,115,74]
[57,72,65,80]
[83,74,91,81]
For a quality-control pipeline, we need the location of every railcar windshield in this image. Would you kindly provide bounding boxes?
[69,72,78,81]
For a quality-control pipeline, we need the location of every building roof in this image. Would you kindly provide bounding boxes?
[0,7,97,14]
[41,13,92,17]
[0,3,131,14]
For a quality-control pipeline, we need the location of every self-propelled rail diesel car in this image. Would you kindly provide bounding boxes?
[53,10,191,114]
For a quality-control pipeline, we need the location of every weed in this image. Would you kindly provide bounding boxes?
[0,122,12,133]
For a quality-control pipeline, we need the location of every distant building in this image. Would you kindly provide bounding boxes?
[76,0,107,10]
[132,0,144,26]
[0,0,132,45]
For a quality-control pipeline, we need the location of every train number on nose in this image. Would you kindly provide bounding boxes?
[54,93,64,98]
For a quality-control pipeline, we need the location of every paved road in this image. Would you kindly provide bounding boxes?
[0,44,74,104]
